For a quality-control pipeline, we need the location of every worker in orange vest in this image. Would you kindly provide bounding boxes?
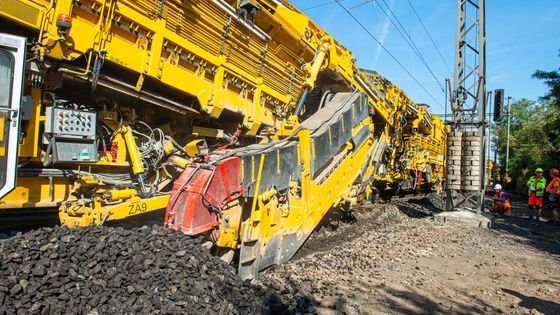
[527,168,547,223]
[546,168,560,223]
[491,184,511,216]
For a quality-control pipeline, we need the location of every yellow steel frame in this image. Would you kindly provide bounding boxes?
[0,177,75,209]
[60,194,170,228]
[0,0,449,233]
[236,117,376,278]
[1,0,395,130]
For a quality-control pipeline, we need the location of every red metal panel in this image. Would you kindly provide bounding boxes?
[165,157,242,235]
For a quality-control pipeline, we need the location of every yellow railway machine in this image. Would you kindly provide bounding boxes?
[0,0,448,280]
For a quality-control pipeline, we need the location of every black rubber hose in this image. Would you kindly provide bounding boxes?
[165,136,188,155]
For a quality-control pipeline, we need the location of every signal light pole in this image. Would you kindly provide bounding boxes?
[505,96,512,176]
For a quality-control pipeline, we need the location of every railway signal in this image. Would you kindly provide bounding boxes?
[493,89,504,122]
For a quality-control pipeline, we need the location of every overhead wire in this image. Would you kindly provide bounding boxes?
[301,0,347,11]
[348,0,375,10]
[407,0,453,76]
[376,0,446,94]
[333,1,444,108]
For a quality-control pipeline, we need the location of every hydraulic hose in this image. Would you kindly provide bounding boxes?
[294,88,309,116]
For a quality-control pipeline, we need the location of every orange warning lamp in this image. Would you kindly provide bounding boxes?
[56,14,73,38]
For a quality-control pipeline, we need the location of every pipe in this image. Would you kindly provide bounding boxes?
[121,126,145,175]
[212,0,271,41]
[406,102,419,113]
[294,88,309,116]
[353,73,379,102]
[505,96,512,175]
[104,188,138,201]
[59,50,95,76]
[303,43,329,89]
[295,40,330,116]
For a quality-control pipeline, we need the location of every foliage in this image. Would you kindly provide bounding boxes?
[531,50,560,105]
[497,52,560,188]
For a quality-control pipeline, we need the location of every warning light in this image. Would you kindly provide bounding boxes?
[56,14,73,39]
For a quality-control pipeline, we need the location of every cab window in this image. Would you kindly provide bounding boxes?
[0,49,15,189]
[0,49,13,108]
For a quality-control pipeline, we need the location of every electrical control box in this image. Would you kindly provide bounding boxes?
[45,107,98,163]
[45,107,96,139]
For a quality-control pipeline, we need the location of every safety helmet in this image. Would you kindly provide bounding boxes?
[535,168,544,173]
[494,184,502,191]
[551,168,559,176]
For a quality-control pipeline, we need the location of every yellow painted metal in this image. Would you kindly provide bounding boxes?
[103,188,137,201]
[162,140,175,156]
[215,199,242,248]
[191,126,227,139]
[0,0,397,131]
[185,139,209,158]
[237,116,377,278]
[120,125,144,175]
[60,194,169,228]
[250,154,266,216]
[0,0,46,29]
[0,0,449,236]
[167,156,191,169]
[0,115,4,143]
[1,0,313,129]
[18,88,42,158]
[0,177,75,209]
[360,69,448,188]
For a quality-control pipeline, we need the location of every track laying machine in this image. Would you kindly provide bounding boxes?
[0,0,447,280]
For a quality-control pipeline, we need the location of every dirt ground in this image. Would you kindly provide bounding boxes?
[259,194,560,314]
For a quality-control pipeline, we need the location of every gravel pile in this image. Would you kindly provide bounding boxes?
[260,196,560,314]
[259,195,452,313]
[0,194,456,314]
[261,204,411,313]
[0,226,269,314]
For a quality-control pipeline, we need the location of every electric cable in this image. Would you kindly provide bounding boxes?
[377,0,446,94]
[301,0,347,11]
[334,1,443,108]
[407,0,453,75]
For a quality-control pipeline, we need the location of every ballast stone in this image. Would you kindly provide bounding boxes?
[0,225,274,314]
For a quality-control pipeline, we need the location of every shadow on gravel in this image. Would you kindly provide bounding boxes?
[397,204,433,218]
[491,203,560,257]
[503,288,560,315]
[259,268,321,314]
[374,284,501,314]
[397,197,444,219]
[292,208,382,261]
[261,293,319,315]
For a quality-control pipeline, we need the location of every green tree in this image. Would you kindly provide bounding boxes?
[532,50,560,105]
[498,51,560,190]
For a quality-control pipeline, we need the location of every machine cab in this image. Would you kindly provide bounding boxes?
[0,34,25,199]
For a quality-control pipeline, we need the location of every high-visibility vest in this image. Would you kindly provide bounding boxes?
[494,191,509,202]
[547,177,560,195]
[527,176,546,197]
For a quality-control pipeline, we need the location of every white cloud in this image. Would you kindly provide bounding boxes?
[372,0,395,68]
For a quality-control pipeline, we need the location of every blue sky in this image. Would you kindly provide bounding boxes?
[290,0,560,114]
